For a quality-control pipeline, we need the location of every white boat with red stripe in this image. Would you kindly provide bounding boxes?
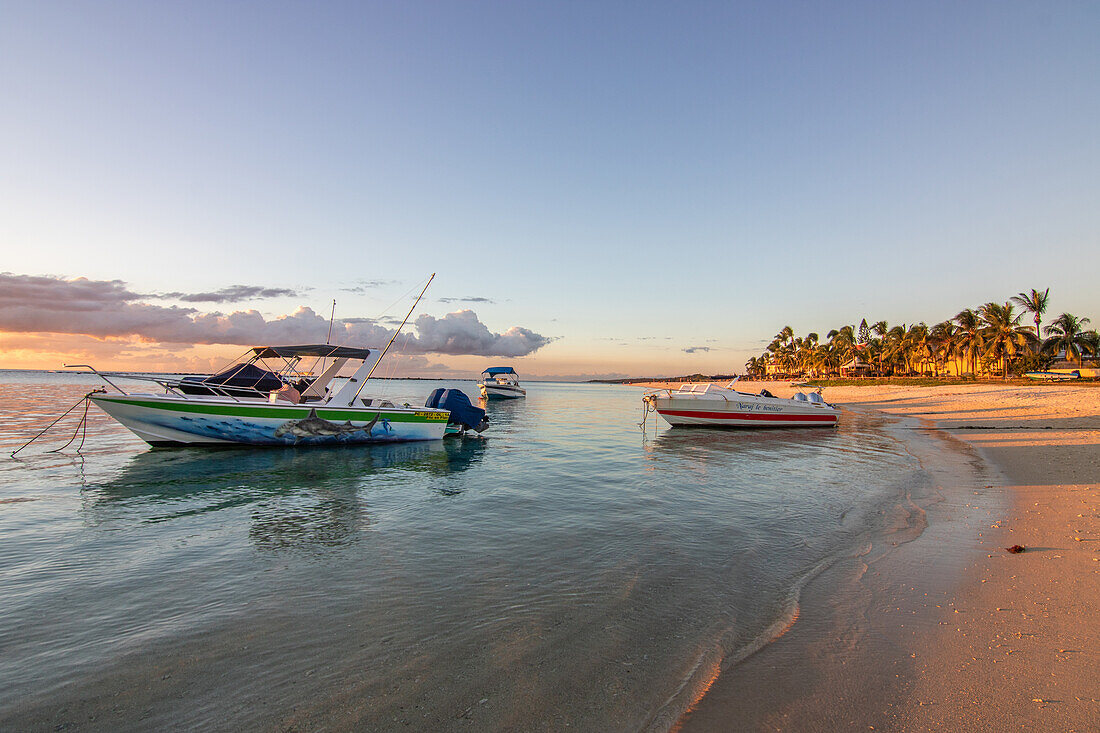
[643,379,839,428]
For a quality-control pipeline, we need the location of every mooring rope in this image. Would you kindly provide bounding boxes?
[640,394,657,432]
[10,388,105,457]
[48,394,93,453]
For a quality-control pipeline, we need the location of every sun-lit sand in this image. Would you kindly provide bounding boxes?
[637,379,1100,729]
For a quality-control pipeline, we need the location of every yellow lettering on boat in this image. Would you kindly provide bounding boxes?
[414,411,448,420]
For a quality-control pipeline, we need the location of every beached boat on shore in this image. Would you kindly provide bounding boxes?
[479,367,526,400]
[73,344,487,447]
[1024,370,1080,381]
[643,381,839,428]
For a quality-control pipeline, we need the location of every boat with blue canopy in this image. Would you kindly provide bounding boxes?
[479,367,526,400]
[72,344,488,447]
[66,275,489,447]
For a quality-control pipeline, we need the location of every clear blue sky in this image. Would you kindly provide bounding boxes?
[2,1,1098,377]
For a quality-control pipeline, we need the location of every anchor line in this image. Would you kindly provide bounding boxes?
[49,395,92,453]
[10,388,105,457]
[640,394,658,435]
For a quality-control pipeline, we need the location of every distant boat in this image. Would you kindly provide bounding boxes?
[479,367,526,400]
[643,380,839,428]
[1024,370,1080,381]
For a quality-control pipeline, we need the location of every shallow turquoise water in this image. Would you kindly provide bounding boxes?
[0,371,931,730]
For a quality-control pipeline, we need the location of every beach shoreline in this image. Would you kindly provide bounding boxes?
[644,381,1100,730]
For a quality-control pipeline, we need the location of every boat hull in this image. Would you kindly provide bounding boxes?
[651,398,838,428]
[91,394,450,447]
[479,385,526,400]
[1024,370,1080,381]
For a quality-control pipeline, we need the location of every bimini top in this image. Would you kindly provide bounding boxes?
[483,366,517,375]
[250,345,372,359]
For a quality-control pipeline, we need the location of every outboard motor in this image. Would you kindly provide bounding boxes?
[425,389,489,433]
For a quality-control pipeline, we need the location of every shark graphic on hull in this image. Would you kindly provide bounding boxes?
[274,409,381,440]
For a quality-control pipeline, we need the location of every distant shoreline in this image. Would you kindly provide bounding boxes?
[613,374,1099,388]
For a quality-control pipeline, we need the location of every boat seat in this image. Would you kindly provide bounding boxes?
[274,384,301,403]
[759,389,774,398]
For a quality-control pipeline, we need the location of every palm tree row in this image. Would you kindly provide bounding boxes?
[745,288,1098,381]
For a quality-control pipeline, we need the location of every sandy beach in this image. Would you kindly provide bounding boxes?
[640,380,1100,730]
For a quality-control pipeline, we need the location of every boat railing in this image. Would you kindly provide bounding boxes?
[63,366,280,403]
[154,375,253,402]
[63,365,130,395]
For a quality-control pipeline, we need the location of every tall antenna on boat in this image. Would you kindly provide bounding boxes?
[352,273,435,402]
[321,299,336,372]
[326,299,336,344]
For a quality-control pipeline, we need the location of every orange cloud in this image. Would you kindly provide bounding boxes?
[0,274,553,371]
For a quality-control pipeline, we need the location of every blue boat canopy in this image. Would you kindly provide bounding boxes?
[251,345,372,359]
[483,366,517,375]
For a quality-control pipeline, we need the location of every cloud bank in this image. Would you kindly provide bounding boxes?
[158,285,302,303]
[0,273,552,357]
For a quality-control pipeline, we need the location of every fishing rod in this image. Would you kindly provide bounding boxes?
[351,273,435,402]
[326,299,337,344]
[320,299,336,373]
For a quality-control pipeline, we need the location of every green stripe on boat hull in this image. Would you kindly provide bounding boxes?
[91,394,449,447]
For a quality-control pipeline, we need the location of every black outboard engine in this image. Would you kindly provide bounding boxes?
[425,389,489,434]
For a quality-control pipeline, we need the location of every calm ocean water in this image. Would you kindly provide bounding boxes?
[0,371,934,731]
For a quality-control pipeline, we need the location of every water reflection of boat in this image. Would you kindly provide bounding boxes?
[644,425,840,463]
[81,438,487,548]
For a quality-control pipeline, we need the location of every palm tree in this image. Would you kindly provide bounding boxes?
[745,356,766,379]
[779,343,796,375]
[870,321,889,375]
[810,343,835,377]
[1011,288,1051,344]
[904,323,933,375]
[979,302,1037,380]
[930,320,956,376]
[953,308,982,376]
[796,333,819,375]
[882,324,907,375]
[1042,313,1094,364]
[1081,331,1100,363]
[828,325,857,369]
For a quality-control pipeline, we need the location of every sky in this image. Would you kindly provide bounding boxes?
[1,1,1098,379]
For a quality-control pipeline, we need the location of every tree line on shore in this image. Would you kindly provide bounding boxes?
[744,288,1098,380]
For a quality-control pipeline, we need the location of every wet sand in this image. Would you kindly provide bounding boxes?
[650,381,1100,731]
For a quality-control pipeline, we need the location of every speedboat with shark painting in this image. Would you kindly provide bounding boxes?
[72,344,488,447]
[478,367,526,400]
[642,379,839,428]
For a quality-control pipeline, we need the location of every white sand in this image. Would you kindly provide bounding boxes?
[658,380,1100,730]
